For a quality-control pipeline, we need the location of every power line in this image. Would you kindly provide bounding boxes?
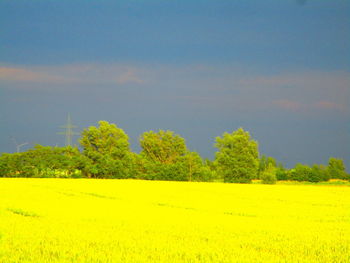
[57,113,79,146]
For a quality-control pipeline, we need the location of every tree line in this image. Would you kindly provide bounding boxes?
[0,121,348,184]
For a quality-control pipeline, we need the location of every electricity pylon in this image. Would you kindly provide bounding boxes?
[57,114,79,146]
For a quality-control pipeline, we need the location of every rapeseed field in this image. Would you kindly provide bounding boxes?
[0,178,349,263]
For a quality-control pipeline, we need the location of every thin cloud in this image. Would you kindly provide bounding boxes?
[143,65,349,115]
[273,99,303,112]
[1,62,349,116]
[0,63,146,87]
[314,101,347,112]
[238,70,349,113]
[115,68,144,85]
[239,71,350,93]
[0,66,61,83]
[272,100,348,113]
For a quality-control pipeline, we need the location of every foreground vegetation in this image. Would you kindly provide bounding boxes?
[0,121,348,183]
[0,178,349,263]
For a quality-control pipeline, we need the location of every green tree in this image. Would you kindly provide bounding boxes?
[1,145,85,178]
[183,152,202,182]
[139,130,186,180]
[258,155,277,178]
[261,164,277,184]
[139,130,191,181]
[55,146,84,178]
[275,166,288,181]
[182,151,214,182]
[290,163,312,182]
[214,128,259,183]
[80,121,133,178]
[328,157,348,180]
[0,152,23,177]
[309,164,330,182]
[140,130,187,164]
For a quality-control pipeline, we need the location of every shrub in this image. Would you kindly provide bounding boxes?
[276,168,288,181]
[309,165,330,182]
[290,164,311,182]
[192,166,214,182]
[261,165,277,184]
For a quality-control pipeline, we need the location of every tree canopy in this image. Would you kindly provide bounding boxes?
[328,157,348,180]
[214,128,259,183]
[140,130,187,164]
[0,121,348,183]
[80,121,133,178]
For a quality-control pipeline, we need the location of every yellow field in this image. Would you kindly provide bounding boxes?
[0,178,349,263]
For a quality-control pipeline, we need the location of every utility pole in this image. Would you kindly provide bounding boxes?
[57,113,79,146]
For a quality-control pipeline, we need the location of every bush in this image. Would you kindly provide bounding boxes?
[138,161,188,181]
[276,168,288,180]
[224,169,253,183]
[309,165,330,182]
[192,166,214,182]
[261,166,277,184]
[290,164,312,182]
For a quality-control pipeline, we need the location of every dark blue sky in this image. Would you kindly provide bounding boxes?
[1,0,349,169]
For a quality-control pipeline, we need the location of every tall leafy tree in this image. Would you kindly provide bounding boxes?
[328,157,348,180]
[184,152,202,182]
[258,155,277,178]
[183,152,213,182]
[140,130,187,164]
[261,163,277,184]
[80,121,133,178]
[214,128,259,183]
[139,130,188,180]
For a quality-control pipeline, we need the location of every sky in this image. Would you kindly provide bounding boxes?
[0,0,349,169]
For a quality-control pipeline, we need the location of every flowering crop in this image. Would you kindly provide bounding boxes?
[0,178,349,262]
